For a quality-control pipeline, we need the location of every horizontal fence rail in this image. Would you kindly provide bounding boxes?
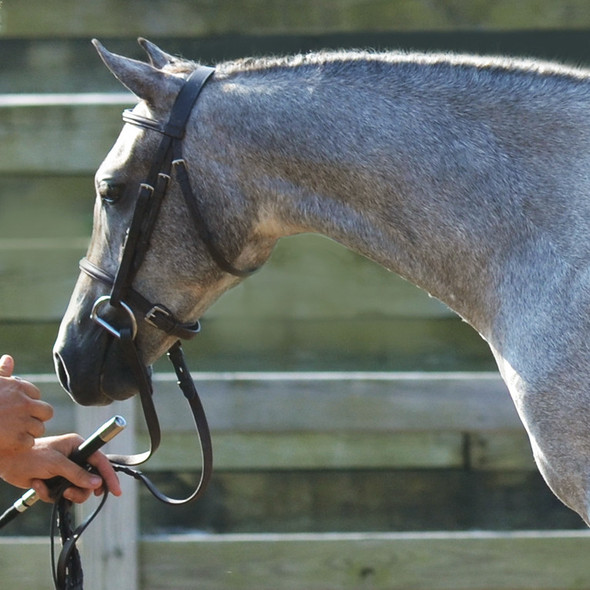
[4,530,590,590]
[3,0,590,38]
[33,371,528,472]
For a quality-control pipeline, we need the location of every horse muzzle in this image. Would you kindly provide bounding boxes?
[53,317,142,405]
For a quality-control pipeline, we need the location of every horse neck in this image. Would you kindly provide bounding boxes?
[196,53,590,336]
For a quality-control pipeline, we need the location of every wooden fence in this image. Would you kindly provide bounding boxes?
[1,371,590,590]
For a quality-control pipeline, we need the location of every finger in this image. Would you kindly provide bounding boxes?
[27,399,54,422]
[0,355,14,377]
[63,464,104,492]
[18,380,42,401]
[87,452,122,496]
[25,417,47,439]
[62,487,93,504]
[31,479,53,503]
[32,479,93,504]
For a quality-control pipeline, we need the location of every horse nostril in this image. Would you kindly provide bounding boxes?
[53,352,72,393]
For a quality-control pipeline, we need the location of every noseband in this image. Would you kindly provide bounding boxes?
[79,65,251,505]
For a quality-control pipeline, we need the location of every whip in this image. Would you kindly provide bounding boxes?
[0,416,126,528]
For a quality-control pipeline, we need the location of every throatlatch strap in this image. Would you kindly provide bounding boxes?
[172,158,256,278]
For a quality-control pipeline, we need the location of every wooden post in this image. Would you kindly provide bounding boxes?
[75,400,138,590]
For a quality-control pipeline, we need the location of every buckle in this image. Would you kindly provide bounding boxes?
[144,304,172,329]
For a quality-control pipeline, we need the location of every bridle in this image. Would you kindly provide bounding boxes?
[80,64,255,480]
[80,65,213,480]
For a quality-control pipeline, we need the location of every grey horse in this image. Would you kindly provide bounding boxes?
[54,39,590,525]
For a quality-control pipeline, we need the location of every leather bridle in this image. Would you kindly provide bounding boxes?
[79,65,253,503]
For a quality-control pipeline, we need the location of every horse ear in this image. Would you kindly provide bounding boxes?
[138,38,177,69]
[92,39,181,105]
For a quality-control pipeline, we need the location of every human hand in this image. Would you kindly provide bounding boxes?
[0,355,54,453]
[0,433,122,504]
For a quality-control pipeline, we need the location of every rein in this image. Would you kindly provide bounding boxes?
[53,65,253,589]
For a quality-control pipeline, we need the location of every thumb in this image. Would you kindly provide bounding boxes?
[0,355,14,377]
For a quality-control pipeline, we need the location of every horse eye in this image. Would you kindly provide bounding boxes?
[98,181,125,204]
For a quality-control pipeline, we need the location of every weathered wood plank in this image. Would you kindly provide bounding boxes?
[29,372,533,471]
[0,95,134,174]
[469,432,535,470]
[0,176,94,238]
[148,372,518,433]
[4,532,590,590]
[138,432,534,471]
[35,372,517,435]
[140,531,590,590]
[3,0,590,37]
[0,537,52,590]
[0,245,86,320]
[138,431,466,471]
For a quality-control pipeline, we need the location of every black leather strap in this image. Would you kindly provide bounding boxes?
[172,158,257,277]
[112,342,213,505]
[164,66,215,138]
[108,326,162,467]
[120,66,257,280]
[80,258,201,340]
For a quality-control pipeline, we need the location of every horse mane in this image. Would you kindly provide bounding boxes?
[167,49,590,91]
[227,50,586,75]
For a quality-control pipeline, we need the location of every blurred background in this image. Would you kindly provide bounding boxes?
[1,0,589,554]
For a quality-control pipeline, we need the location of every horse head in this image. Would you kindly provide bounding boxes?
[53,39,278,405]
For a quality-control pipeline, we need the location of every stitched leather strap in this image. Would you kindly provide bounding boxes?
[172,157,257,277]
[80,258,201,340]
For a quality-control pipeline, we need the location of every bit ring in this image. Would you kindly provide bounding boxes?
[90,296,138,340]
